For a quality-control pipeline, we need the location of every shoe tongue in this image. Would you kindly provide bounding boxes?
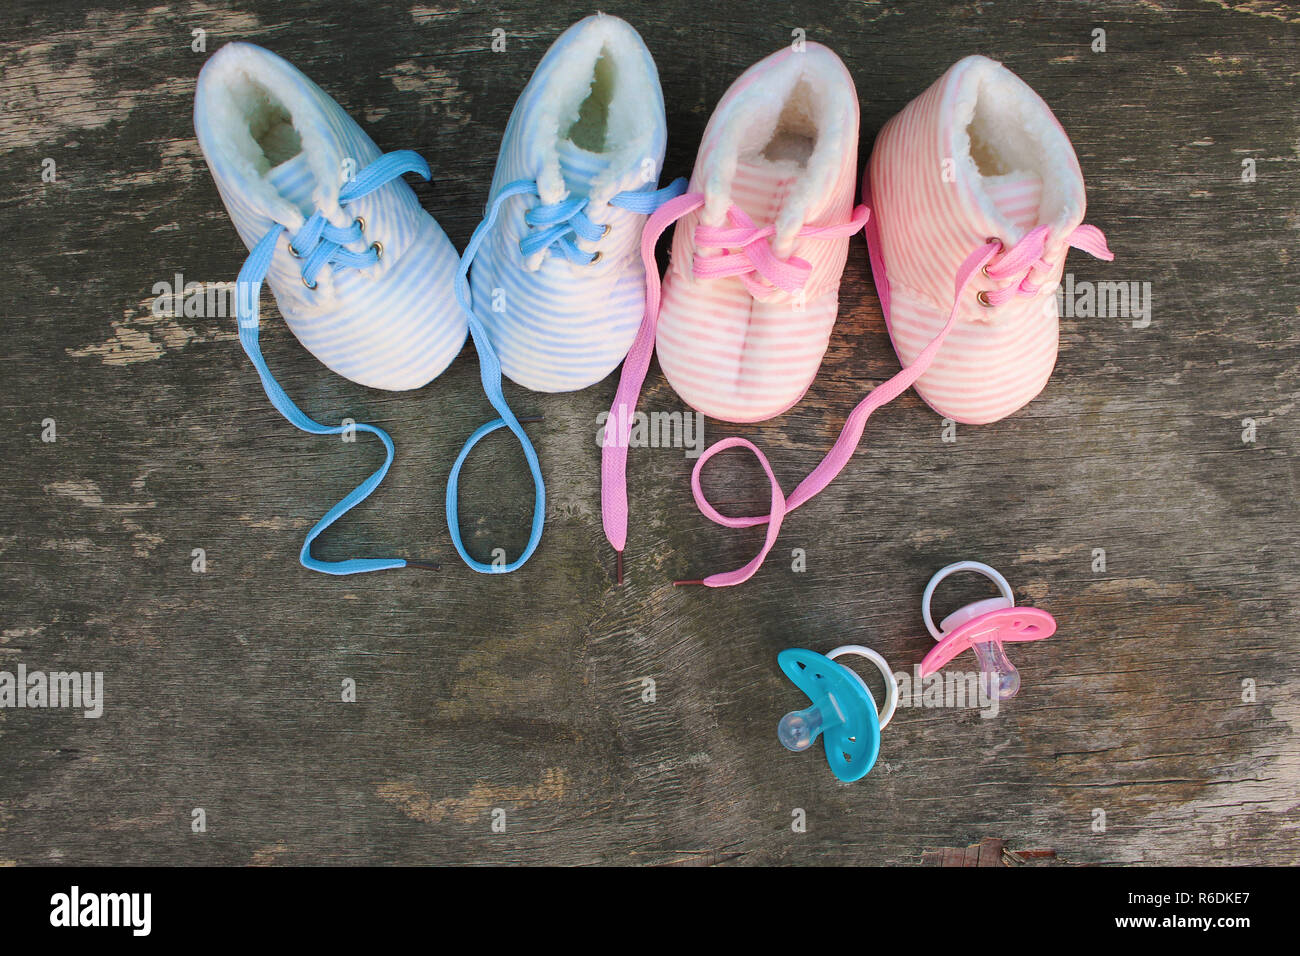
[984,172,1043,231]
[265,151,317,217]
[554,138,610,196]
[727,155,806,256]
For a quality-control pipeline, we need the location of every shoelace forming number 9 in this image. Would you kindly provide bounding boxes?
[600,190,869,584]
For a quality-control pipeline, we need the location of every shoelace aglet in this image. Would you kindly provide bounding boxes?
[673,578,705,587]
[615,550,623,586]
[406,560,441,571]
[518,414,544,424]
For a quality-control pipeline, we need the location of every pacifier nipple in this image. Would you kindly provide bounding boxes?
[971,639,1020,699]
[778,704,825,752]
[939,593,1020,700]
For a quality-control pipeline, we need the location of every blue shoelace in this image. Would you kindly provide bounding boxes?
[234,149,438,575]
[448,175,687,574]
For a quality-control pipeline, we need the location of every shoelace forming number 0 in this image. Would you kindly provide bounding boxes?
[448,176,686,574]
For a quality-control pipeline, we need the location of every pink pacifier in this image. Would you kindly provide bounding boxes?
[918,561,1056,699]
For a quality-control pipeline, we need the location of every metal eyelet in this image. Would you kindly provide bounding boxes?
[302,275,318,290]
[976,290,993,307]
[982,239,1002,276]
[589,251,602,264]
[353,216,365,234]
[369,241,383,261]
[600,223,611,238]
[288,243,302,259]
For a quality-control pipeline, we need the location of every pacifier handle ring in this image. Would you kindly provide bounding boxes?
[922,561,1015,640]
[826,644,898,731]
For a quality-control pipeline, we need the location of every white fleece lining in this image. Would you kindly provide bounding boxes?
[760,79,819,165]
[196,43,349,229]
[246,88,302,167]
[532,17,660,205]
[565,51,616,152]
[949,56,1084,239]
[701,46,857,252]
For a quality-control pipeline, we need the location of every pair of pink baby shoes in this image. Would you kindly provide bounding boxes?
[603,45,1113,586]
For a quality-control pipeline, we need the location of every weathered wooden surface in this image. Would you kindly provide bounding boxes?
[0,0,1296,866]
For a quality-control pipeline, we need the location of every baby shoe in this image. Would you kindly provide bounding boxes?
[195,42,462,574]
[463,14,684,394]
[600,43,868,580]
[654,43,866,423]
[450,15,685,574]
[195,42,464,391]
[865,54,1114,424]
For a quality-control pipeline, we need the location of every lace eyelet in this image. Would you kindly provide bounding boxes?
[353,216,365,234]
[288,243,302,259]
[976,290,993,307]
[600,223,611,239]
[589,251,602,265]
[370,241,383,261]
[302,275,318,290]
[981,238,1002,277]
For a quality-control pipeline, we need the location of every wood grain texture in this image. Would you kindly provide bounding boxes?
[0,0,1296,866]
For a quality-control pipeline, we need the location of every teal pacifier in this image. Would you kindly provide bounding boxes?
[777,645,899,782]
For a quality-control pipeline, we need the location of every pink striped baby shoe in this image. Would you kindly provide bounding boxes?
[653,43,867,423]
[601,43,869,581]
[865,54,1114,424]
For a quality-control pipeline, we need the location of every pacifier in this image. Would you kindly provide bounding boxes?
[777,645,898,782]
[918,561,1056,699]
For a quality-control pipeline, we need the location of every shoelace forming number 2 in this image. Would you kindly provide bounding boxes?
[234,149,439,575]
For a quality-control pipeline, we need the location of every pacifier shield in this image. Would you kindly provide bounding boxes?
[919,605,1056,676]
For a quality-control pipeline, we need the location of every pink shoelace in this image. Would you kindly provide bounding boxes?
[601,196,1112,587]
[692,205,871,298]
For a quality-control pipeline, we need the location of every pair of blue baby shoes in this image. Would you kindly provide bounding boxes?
[194,15,681,575]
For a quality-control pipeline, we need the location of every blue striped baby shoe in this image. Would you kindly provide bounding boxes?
[195,42,463,575]
[461,14,685,393]
[443,15,684,575]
